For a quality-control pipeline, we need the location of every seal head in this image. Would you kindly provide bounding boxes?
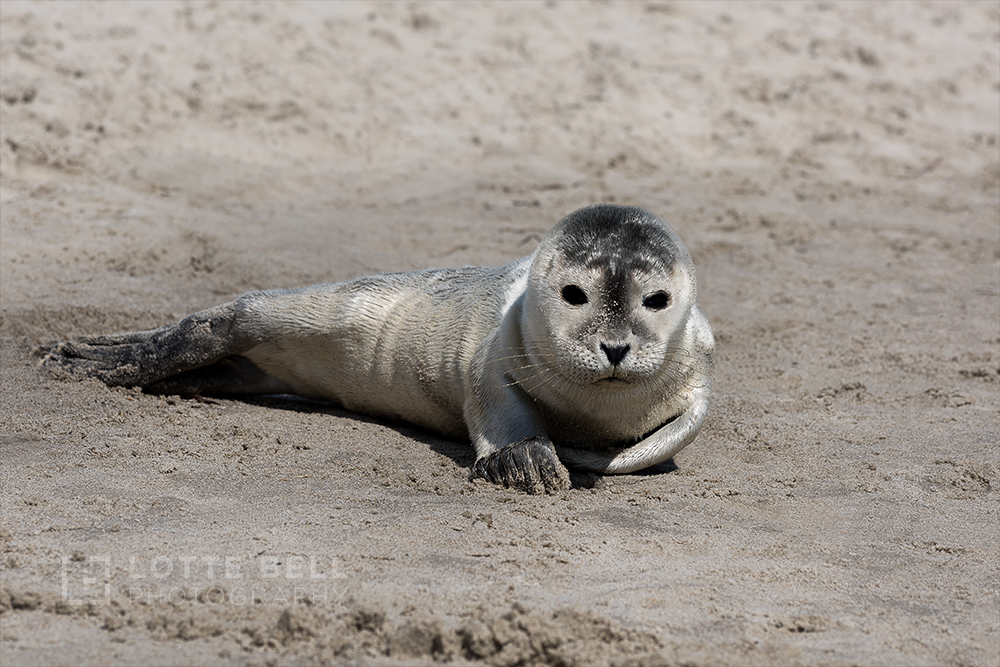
[509,205,706,446]
[527,205,694,381]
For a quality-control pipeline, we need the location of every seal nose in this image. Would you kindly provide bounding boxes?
[600,343,630,365]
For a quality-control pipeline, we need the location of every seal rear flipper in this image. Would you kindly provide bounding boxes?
[40,296,267,388]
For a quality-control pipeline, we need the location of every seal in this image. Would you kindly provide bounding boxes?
[41,204,714,494]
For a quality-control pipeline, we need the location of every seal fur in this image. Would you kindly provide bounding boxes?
[41,205,714,494]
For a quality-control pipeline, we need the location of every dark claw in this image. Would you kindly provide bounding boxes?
[472,437,569,494]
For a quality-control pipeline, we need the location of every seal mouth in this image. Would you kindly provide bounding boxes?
[596,376,630,385]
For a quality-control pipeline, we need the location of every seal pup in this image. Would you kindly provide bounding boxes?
[41,205,714,494]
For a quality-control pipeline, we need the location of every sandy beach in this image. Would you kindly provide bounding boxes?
[1,1,998,665]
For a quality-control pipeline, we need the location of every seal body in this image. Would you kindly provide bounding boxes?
[237,263,523,438]
[43,205,714,493]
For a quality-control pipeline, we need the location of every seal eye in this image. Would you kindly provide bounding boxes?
[643,291,671,311]
[561,285,588,306]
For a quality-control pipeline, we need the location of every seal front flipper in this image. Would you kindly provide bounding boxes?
[558,384,711,474]
[464,329,571,494]
[464,385,572,495]
[471,437,568,495]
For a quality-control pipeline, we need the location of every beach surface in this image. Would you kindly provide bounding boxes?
[1,2,998,665]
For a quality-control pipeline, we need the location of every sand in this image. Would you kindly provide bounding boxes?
[1,1,998,665]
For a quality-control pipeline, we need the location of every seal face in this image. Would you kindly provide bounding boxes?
[524,206,699,438]
[41,205,714,494]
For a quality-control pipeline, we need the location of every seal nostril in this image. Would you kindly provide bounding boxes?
[600,343,630,365]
